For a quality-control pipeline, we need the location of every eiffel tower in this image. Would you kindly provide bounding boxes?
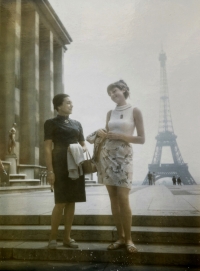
[143,50,196,185]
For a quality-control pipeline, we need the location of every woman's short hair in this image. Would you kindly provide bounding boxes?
[53,93,69,111]
[107,80,130,99]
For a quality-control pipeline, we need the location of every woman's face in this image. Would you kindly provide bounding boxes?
[58,97,73,115]
[109,87,125,104]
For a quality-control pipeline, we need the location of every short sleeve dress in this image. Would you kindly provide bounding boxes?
[44,115,86,203]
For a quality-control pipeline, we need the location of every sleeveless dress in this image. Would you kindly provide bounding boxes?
[97,104,135,189]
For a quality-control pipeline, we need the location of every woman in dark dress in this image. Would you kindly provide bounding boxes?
[44,94,86,249]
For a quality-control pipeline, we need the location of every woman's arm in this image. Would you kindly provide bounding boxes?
[97,110,111,138]
[44,140,55,185]
[79,141,87,152]
[106,108,145,144]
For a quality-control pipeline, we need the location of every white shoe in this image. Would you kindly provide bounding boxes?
[48,240,57,249]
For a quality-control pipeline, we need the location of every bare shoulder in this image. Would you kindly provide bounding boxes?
[133,107,143,117]
[106,110,112,119]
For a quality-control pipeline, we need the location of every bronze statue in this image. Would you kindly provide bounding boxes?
[8,123,17,155]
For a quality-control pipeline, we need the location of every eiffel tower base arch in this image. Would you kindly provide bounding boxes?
[142,163,196,185]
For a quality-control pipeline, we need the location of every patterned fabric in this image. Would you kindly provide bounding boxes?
[95,105,135,189]
[86,130,106,162]
[97,139,133,189]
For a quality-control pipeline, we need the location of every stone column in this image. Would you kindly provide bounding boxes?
[0,0,21,159]
[0,0,1,36]
[54,44,65,95]
[39,25,54,166]
[20,3,39,165]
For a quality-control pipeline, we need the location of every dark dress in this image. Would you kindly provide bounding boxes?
[44,115,86,203]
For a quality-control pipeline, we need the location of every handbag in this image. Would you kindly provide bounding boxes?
[82,150,97,174]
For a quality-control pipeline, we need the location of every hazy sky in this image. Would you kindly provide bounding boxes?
[49,0,200,183]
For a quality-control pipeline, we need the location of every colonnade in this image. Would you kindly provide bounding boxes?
[0,0,72,167]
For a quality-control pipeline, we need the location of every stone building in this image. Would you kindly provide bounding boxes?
[0,0,72,180]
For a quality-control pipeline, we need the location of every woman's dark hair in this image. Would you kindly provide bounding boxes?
[53,94,69,111]
[107,80,130,99]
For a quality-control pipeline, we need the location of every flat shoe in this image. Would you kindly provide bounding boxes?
[63,239,79,248]
[126,244,138,253]
[107,241,125,250]
[48,240,57,249]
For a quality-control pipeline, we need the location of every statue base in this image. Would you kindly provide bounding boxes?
[5,154,17,174]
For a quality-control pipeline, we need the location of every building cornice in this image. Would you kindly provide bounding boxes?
[31,0,72,48]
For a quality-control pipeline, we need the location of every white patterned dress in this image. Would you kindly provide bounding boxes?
[97,104,135,189]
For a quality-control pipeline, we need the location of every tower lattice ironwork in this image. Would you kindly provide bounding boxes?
[143,50,196,185]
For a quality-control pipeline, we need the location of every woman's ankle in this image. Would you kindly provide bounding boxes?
[117,237,125,243]
[63,237,71,243]
[125,239,133,245]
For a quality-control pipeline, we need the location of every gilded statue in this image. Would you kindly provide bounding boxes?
[8,123,17,155]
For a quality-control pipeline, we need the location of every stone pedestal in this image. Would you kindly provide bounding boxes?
[5,154,17,174]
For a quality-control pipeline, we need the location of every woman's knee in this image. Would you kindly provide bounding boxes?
[117,188,130,207]
[64,202,75,210]
[55,203,66,211]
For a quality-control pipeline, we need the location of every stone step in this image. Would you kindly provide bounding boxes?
[9,174,26,180]
[0,241,199,266]
[0,215,200,227]
[0,225,199,244]
[9,179,40,186]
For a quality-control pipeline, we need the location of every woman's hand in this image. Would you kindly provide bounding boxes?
[97,129,107,138]
[79,141,87,152]
[82,145,87,153]
[106,132,125,141]
[46,172,55,186]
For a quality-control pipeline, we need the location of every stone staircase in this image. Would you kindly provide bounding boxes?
[0,214,200,266]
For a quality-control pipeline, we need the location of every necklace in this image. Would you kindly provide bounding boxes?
[64,119,69,123]
[115,104,131,119]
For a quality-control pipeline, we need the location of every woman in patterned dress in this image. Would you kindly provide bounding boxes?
[97,80,145,253]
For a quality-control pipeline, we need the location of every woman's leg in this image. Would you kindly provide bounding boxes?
[106,185,125,242]
[50,203,66,241]
[63,202,75,243]
[117,187,133,245]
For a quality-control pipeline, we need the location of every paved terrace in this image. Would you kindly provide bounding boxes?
[0,185,200,216]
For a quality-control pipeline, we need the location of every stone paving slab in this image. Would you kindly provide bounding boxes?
[0,185,200,216]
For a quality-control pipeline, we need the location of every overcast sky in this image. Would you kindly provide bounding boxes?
[49,0,200,183]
